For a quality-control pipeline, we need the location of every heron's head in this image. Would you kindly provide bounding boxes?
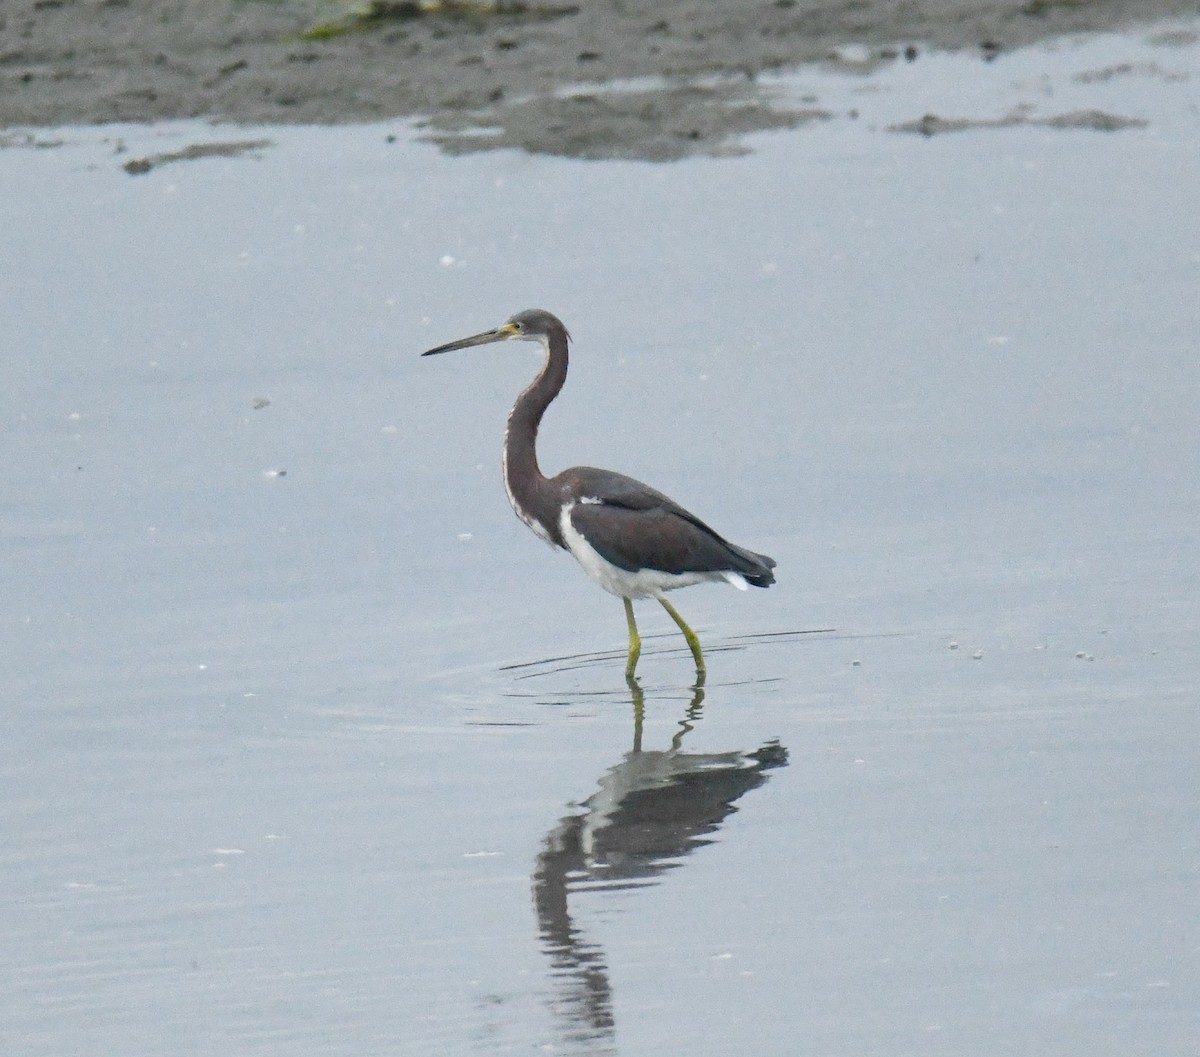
[421,309,570,357]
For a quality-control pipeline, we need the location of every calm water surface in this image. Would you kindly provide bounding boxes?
[3,23,1199,1056]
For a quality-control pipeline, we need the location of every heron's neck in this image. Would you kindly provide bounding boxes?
[503,332,568,546]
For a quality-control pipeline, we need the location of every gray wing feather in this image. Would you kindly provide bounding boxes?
[560,466,776,584]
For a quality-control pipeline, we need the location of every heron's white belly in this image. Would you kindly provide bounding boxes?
[558,502,742,600]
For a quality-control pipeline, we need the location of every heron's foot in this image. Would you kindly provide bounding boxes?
[624,651,641,680]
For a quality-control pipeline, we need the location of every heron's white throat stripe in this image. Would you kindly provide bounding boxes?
[502,429,555,546]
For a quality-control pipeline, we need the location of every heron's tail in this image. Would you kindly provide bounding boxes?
[728,544,776,588]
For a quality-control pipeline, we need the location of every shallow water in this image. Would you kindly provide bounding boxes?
[3,23,1199,1057]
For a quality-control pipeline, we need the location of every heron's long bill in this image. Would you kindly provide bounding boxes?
[421,322,517,357]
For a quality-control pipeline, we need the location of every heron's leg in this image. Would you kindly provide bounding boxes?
[658,597,706,682]
[623,598,641,679]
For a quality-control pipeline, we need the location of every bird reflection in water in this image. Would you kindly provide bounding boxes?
[532,682,788,1047]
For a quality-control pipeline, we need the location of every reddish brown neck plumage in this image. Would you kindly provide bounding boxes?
[502,321,570,548]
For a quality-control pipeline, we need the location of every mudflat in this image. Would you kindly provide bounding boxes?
[2,0,1197,157]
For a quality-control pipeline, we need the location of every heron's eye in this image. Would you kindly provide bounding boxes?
[512,321,523,330]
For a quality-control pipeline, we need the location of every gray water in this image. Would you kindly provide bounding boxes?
[3,23,1198,1057]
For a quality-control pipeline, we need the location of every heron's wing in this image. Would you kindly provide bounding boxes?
[562,467,775,583]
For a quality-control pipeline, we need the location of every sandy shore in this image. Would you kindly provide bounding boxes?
[2,0,1196,157]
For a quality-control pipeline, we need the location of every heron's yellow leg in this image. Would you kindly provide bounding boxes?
[623,598,641,678]
[659,597,706,683]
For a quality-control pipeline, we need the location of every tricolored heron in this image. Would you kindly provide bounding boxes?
[421,309,776,680]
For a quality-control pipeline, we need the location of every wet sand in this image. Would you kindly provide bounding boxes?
[2,0,1197,157]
